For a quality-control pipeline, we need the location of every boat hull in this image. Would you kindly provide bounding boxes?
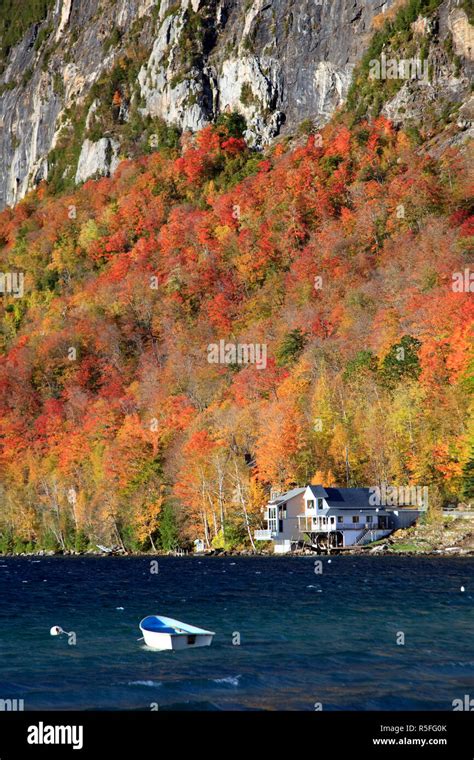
[139,615,215,651]
[141,629,214,651]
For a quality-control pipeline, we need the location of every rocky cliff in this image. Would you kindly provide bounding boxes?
[0,0,471,209]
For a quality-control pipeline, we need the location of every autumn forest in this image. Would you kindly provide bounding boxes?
[0,111,472,553]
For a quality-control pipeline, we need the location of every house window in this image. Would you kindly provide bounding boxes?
[268,506,278,533]
[366,515,373,523]
[279,504,287,519]
[352,515,360,524]
[307,499,315,510]
[316,498,324,510]
[337,516,343,524]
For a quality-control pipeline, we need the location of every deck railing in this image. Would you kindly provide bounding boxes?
[254,529,273,541]
[298,517,378,533]
[298,516,315,532]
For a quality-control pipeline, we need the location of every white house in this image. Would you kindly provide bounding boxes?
[193,538,206,553]
[255,485,423,553]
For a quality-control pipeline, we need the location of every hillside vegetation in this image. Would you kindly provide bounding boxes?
[0,111,472,553]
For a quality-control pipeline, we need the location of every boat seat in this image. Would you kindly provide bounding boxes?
[141,617,177,634]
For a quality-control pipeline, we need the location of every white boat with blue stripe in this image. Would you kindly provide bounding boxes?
[139,615,215,651]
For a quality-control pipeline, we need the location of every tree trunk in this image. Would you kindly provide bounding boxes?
[112,518,126,553]
[232,462,257,553]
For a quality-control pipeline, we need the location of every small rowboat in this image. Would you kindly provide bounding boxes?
[139,615,215,651]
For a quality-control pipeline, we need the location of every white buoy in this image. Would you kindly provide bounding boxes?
[461,586,465,592]
[50,625,64,636]
[328,559,332,563]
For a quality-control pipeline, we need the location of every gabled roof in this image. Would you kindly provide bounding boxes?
[272,485,420,509]
[305,485,328,499]
[269,487,305,504]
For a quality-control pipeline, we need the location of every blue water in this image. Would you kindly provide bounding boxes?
[0,556,472,710]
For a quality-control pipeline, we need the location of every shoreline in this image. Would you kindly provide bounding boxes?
[2,517,472,560]
[1,547,473,559]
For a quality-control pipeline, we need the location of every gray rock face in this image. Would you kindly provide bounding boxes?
[0,0,471,209]
[138,0,392,146]
[0,0,152,208]
[382,5,473,124]
[0,0,396,208]
[75,137,120,183]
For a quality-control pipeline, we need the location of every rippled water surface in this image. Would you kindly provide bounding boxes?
[0,555,472,710]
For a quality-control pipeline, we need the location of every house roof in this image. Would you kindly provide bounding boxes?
[305,485,328,499]
[307,485,376,510]
[269,487,305,504]
[272,485,420,509]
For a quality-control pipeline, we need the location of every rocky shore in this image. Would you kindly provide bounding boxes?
[1,515,473,558]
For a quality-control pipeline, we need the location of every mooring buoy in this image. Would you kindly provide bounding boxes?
[50,625,65,636]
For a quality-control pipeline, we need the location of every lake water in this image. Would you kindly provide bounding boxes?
[0,555,472,710]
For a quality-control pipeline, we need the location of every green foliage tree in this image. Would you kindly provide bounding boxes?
[216,111,247,138]
[0,0,54,68]
[343,350,378,382]
[460,442,474,502]
[276,329,308,367]
[159,503,180,552]
[380,336,421,390]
